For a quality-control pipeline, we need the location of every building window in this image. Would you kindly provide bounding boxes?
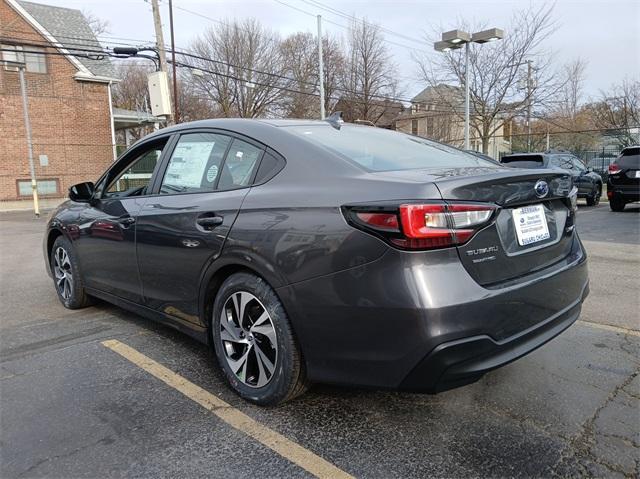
[1,45,47,73]
[411,119,418,135]
[17,179,58,197]
[426,117,434,137]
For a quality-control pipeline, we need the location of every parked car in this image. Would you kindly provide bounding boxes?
[500,152,603,206]
[607,146,640,211]
[45,119,589,405]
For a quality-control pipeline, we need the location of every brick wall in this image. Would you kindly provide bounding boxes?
[0,1,114,201]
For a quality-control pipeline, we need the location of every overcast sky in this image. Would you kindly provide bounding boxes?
[38,0,640,101]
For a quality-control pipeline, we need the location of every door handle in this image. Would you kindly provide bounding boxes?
[118,216,136,227]
[196,216,224,231]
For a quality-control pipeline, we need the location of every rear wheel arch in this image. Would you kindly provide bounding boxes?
[46,229,64,269]
[199,261,289,344]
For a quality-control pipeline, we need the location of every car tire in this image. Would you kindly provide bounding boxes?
[212,272,309,405]
[50,236,93,309]
[586,184,601,206]
[610,195,626,212]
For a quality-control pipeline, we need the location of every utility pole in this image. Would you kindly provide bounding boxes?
[526,59,533,152]
[150,0,168,73]
[168,0,179,123]
[464,42,470,151]
[17,65,39,217]
[317,15,325,120]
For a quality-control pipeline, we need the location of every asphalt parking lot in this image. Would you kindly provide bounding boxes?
[1,201,639,478]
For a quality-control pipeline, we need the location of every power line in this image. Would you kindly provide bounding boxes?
[270,0,429,55]
[299,0,425,45]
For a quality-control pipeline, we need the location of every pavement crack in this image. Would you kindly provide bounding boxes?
[553,367,640,478]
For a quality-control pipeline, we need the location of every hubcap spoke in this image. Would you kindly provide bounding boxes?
[251,323,276,345]
[227,345,252,376]
[220,310,242,341]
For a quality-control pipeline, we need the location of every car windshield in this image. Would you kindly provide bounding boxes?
[285,124,498,172]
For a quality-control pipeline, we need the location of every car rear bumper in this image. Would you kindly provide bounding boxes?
[608,180,640,201]
[399,283,587,392]
[277,233,589,391]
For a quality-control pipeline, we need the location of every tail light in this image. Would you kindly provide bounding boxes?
[343,202,496,250]
[609,163,621,174]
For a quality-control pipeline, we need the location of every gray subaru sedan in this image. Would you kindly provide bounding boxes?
[44,118,588,405]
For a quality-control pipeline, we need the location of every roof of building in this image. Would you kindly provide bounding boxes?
[112,108,162,130]
[411,84,461,104]
[16,0,115,78]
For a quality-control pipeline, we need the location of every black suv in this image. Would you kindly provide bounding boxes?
[607,146,640,211]
[501,152,603,206]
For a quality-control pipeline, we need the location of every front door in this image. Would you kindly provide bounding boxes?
[136,131,265,324]
[75,137,170,303]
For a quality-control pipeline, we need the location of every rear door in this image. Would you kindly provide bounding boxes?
[135,130,265,324]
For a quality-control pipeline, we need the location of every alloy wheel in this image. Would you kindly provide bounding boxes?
[220,291,278,388]
[53,246,73,301]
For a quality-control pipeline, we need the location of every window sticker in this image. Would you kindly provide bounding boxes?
[164,141,215,188]
[206,164,219,183]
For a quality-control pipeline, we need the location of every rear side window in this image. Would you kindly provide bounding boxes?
[501,155,544,168]
[160,133,231,194]
[286,125,496,172]
[254,150,285,184]
[619,147,640,169]
[217,139,263,190]
[548,156,573,170]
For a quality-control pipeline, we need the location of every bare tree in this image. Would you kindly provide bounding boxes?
[590,79,640,147]
[82,9,110,36]
[186,19,291,118]
[281,32,319,118]
[414,4,562,153]
[557,58,588,119]
[111,61,154,112]
[342,19,398,124]
[321,35,347,115]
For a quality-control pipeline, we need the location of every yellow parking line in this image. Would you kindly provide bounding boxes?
[101,339,353,479]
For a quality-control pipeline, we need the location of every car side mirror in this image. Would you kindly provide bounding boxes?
[69,182,95,202]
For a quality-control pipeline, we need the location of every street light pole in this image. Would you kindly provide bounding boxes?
[464,42,470,150]
[317,15,325,120]
[16,64,39,217]
[434,28,504,152]
[526,60,532,152]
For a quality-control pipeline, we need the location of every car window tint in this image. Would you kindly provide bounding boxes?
[501,155,544,168]
[160,133,231,194]
[619,148,640,169]
[548,157,563,169]
[218,139,263,189]
[254,151,284,184]
[104,143,165,198]
[286,125,497,172]
[572,158,586,171]
[549,156,573,170]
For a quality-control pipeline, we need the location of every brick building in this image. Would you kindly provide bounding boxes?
[0,0,118,204]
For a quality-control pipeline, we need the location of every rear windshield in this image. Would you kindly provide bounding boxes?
[619,147,640,169]
[500,155,544,169]
[285,125,498,172]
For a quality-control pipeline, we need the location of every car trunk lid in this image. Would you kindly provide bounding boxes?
[433,168,575,286]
